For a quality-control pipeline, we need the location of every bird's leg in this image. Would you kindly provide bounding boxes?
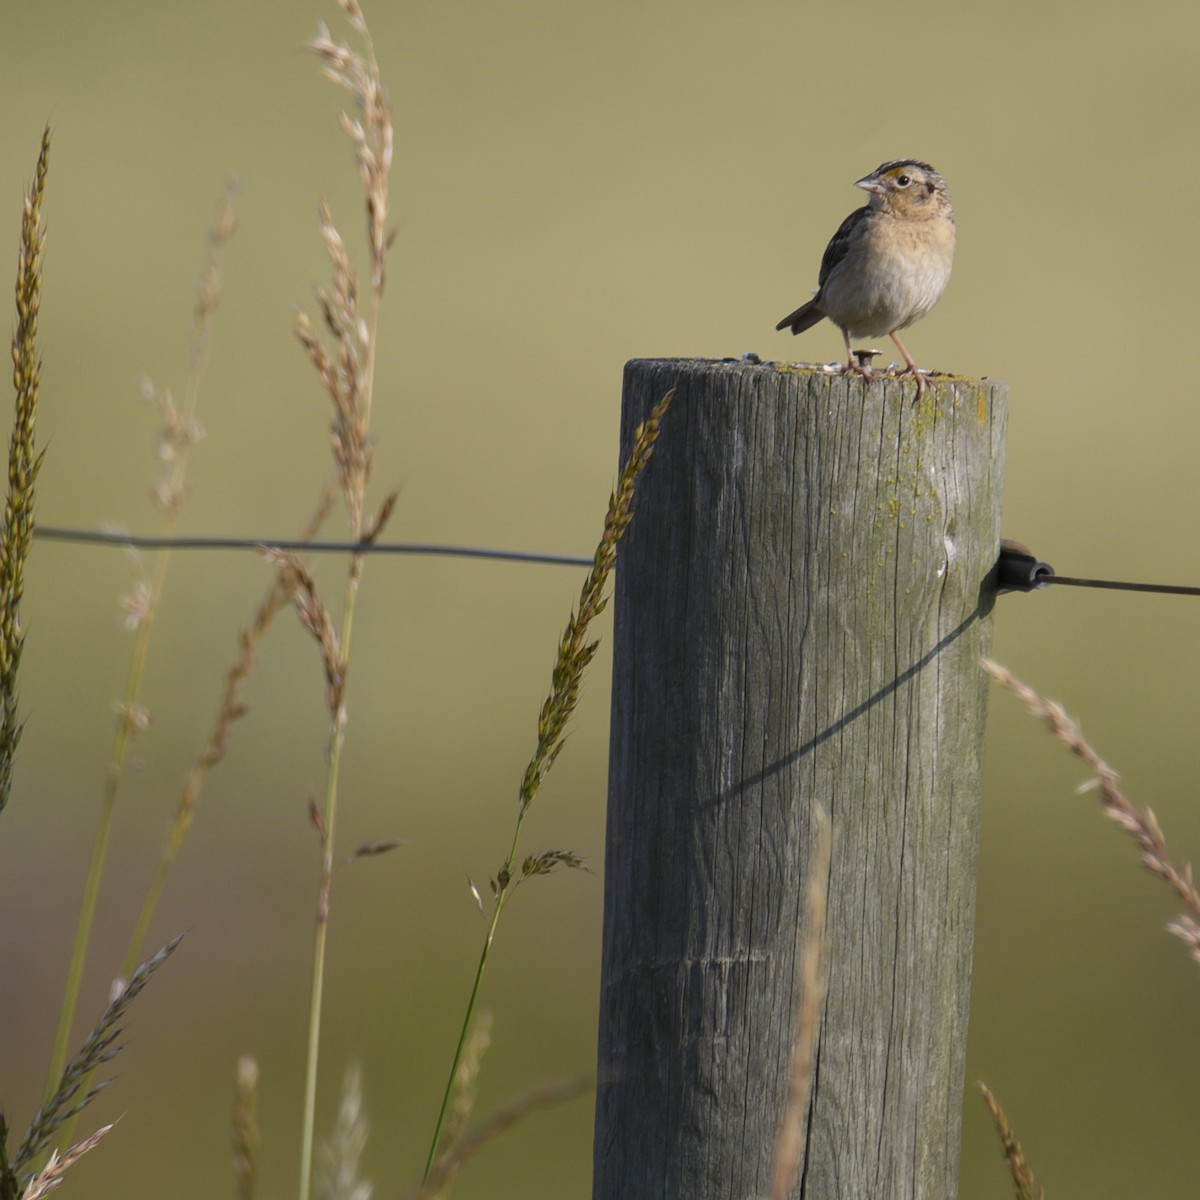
[840,328,873,383]
[889,331,927,400]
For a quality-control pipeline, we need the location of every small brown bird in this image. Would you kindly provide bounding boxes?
[775,159,955,398]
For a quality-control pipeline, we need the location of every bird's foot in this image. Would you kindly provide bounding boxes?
[895,365,929,401]
[886,331,928,402]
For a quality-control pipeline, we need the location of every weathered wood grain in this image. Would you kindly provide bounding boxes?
[594,359,1007,1200]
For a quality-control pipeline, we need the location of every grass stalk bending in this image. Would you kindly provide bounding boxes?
[423,388,674,1181]
[983,658,1200,965]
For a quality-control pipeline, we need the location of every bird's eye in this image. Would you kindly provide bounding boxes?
[895,173,911,187]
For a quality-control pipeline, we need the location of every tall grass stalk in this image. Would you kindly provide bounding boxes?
[977,1083,1044,1200]
[119,485,334,983]
[423,388,674,1180]
[768,810,831,1200]
[16,1122,112,1200]
[316,1065,372,1200]
[294,7,394,1199]
[18,935,182,1181]
[43,182,237,1103]
[0,126,49,819]
[232,1057,261,1200]
[983,658,1200,964]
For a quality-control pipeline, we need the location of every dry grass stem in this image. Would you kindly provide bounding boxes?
[360,490,398,545]
[977,1083,1044,1200]
[413,1076,593,1200]
[0,126,50,818]
[298,11,395,1200]
[1165,912,1200,958]
[232,1057,260,1200]
[19,936,182,1172]
[294,210,372,536]
[191,179,240,377]
[309,14,392,292]
[317,1067,371,1200]
[769,809,832,1200]
[46,179,237,1106]
[121,485,336,977]
[142,179,237,516]
[298,0,396,535]
[983,658,1200,964]
[137,375,202,517]
[18,1123,113,1200]
[264,551,345,726]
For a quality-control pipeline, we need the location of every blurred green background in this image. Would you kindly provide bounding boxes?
[2,0,1200,1197]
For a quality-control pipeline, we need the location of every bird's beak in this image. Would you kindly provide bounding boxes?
[855,174,884,194]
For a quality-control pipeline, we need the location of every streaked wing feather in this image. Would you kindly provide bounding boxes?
[817,206,869,288]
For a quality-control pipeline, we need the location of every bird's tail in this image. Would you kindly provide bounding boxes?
[775,298,825,335]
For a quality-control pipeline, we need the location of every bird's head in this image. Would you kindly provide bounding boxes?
[856,160,953,222]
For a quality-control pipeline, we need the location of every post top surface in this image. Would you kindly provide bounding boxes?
[624,356,1000,389]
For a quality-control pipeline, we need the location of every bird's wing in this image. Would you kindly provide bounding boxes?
[817,206,869,289]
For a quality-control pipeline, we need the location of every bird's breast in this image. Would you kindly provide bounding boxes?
[820,215,955,338]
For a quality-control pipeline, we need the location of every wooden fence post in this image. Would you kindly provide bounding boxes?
[593,358,1007,1200]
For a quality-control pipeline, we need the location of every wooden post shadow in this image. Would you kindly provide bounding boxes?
[593,358,1007,1200]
